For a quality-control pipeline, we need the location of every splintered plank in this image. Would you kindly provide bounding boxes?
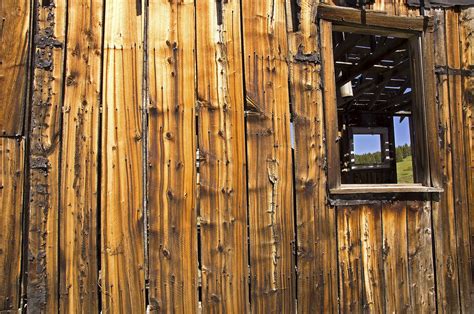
[431,9,461,313]
[147,0,197,312]
[406,201,436,312]
[0,0,30,136]
[382,201,410,313]
[241,0,295,311]
[58,0,102,312]
[337,206,362,313]
[445,9,473,311]
[27,1,66,312]
[287,1,338,312]
[101,1,145,312]
[0,138,24,311]
[195,0,249,312]
[359,205,384,313]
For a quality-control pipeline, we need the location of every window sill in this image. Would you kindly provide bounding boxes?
[330,184,443,195]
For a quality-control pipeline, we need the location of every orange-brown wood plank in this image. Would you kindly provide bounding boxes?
[147,0,197,312]
[195,0,249,312]
[337,206,362,313]
[0,0,30,136]
[359,204,384,313]
[382,201,410,313]
[0,138,24,311]
[287,1,338,311]
[445,9,473,311]
[58,0,102,312]
[406,201,436,312]
[241,0,296,311]
[432,9,461,313]
[101,1,145,312]
[27,1,66,312]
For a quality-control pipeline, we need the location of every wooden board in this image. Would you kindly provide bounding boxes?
[0,138,24,311]
[101,1,145,312]
[195,0,249,312]
[58,0,102,312]
[337,206,362,313]
[382,201,410,312]
[147,0,197,312]
[27,1,66,312]
[431,9,461,312]
[445,9,473,311]
[459,7,474,303]
[0,0,30,136]
[241,0,296,311]
[359,204,384,313]
[287,1,338,312]
[406,201,436,312]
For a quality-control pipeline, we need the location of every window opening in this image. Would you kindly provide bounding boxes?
[333,30,417,185]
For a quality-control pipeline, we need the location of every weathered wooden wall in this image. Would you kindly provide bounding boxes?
[0,0,472,313]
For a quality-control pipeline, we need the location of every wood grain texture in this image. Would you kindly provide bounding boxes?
[0,0,30,136]
[337,206,362,313]
[445,9,473,311]
[382,201,410,313]
[147,0,197,312]
[27,1,66,312]
[241,0,296,311]
[0,138,24,311]
[58,0,102,312]
[406,201,436,312]
[101,1,145,312]
[432,9,461,312]
[195,0,249,312]
[359,205,384,313]
[459,7,474,305]
[288,1,338,312]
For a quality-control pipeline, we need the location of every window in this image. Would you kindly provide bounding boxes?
[318,4,442,194]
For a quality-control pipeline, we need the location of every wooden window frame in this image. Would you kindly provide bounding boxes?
[349,126,391,170]
[318,4,443,195]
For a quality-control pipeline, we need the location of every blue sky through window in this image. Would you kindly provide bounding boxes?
[354,134,381,155]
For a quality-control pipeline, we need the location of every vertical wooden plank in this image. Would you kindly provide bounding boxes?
[359,204,384,313]
[287,1,338,312]
[0,138,24,311]
[406,201,436,312]
[320,19,340,189]
[459,7,474,301]
[241,0,295,311]
[432,9,461,313]
[101,1,145,312]
[58,0,102,312]
[0,0,30,136]
[27,0,66,312]
[195,0,249,312]
[382,201,410,313]
[445,9,473,311]
[337,206,362,313]
[148,0,197,312]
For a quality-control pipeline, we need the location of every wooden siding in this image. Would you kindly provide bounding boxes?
[0,0,30,136]
[0,0,471,312]
[0,138,24,311]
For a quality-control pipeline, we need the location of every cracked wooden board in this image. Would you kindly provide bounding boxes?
[0,138,24,311]
[242,0,296,311]
[100,1,145,312]
[27,1,66,312]
[196,0,249,312]
[58,0,102,312]
[147,0,197,312]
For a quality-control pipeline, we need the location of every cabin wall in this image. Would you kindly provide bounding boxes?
[0,0,472,312]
